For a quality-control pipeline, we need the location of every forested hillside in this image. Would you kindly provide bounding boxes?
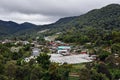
[0,20,38,38]
[0,4,120,40]
[53,4,120,44]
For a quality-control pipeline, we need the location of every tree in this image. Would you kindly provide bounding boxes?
[15,66,25,80]
[30,66,44,80]
[23,44,31,51]
[36,53,51,69]
[97,62,112,80]
[112,31,120,43]
[42,47,50,53]
[0,62,4,74]
[60,63,71,80]
[110,69,120,80]
[79,68,91,80]
[5,61,17,80]
[111,43,120,55]
[97,49,111,61]
[11,52,23,60]
[91,69,109,80]
[48,63,60,80]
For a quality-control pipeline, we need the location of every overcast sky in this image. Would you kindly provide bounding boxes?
[0,0,120,25]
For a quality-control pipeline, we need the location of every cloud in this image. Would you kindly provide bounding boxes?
[0,0,120,24]
[0,12,59,25]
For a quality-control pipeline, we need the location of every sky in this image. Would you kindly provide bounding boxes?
[0,0,120,25]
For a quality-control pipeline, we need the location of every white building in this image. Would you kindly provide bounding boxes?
[22,41,29,45]
[57,46,71,55]
[32,48,41,56]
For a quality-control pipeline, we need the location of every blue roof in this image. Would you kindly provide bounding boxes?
[58,46,71,50]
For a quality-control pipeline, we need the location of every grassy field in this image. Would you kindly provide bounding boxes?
[69,76,79,80]
[71,63,86,73]
[69,63,86,80]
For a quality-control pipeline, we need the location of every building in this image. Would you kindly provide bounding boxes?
[11,47,21,52]
[80,49,89,54]
[57,49,70,56]
[22,41,29,45]
[32,48,41,56]
[58,46,71,50]
[57,46,71,55]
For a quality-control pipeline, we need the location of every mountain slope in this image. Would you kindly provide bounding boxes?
[0,4,120,39]
[44,4,120,32]
[0,20,38,36]
[72,4,120,29]
[54,4,120,43]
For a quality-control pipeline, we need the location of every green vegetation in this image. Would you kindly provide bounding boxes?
[71,63,86,73]
[0,43,72,80]
[69,77,79,80]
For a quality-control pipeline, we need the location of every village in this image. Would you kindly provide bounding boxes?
[0,36,97,64]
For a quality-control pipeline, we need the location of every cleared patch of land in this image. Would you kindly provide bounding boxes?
[50,54,92,64]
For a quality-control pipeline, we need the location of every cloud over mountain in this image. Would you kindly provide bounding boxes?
[0,0,120,24]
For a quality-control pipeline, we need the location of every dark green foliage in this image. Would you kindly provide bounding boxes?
[37,53,51,69]
[11,52,23,60]
[59,63,71,80]
[0,44,12,60]
[5,61,17,80]
[30,66,44,80]
[0,20,38,38]
[79,68,91,80]
[23,44,31,51]
[111,43,120,55]
[91,69,109,80]
[97,63,112,79]
[15,66,26,80]
[110,69,120,79]
[0,63,4,74]
[98,50,111,61]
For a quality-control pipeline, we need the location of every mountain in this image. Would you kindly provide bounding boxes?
[0,4,120,39]
[0,20,20,34]
[43,4,120,32]
[0,20,38,37]
[20,22,37,29]
[53,4,120,43]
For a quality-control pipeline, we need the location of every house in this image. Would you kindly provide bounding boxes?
[58,46,71,50]
[32,48,41,56]
[80,49,88,54]
[57,49,70,56]
[81,51,87,54]
[91,55,97,60]
[22,41,29,45]
[57,46,71,55]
